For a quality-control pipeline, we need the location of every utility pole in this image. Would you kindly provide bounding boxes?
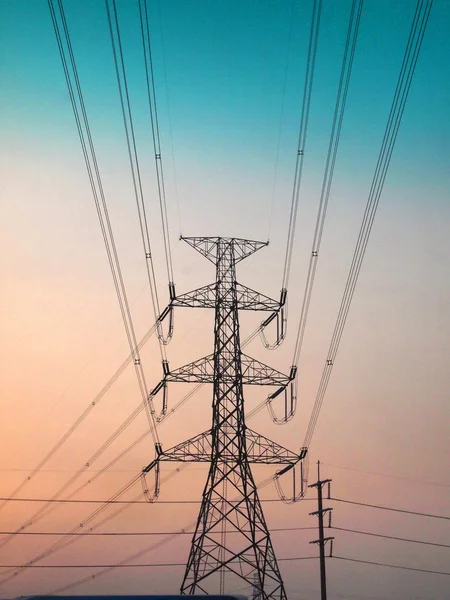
[143,237,307,600]
[309,461,333,600]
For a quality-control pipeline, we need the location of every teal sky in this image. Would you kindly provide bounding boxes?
[1,1,449,599]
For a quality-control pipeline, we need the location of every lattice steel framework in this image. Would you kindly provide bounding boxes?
[143,237,307,599]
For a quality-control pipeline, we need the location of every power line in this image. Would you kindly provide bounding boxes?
[266,0,296,242]
[0,557,318,569]
[290,0,363,369]
[302,0,433,449]
[322,462,450,488]
[0,526,317,537]
[2,0,168,553]
[333,555,450,577]
[0,474,293,587]
[21,476,302,596]
[139,0,174,288]
[0,472,141,585]
[281,0,322,292]
[155,0,181,235]
[0,496,315,505]
[105,0,165,351]
[0,400,145,553]
[332,526,450,548]
[331,497,450,520]
[0,325,289,567]
[0,327,157,514]
[46,0,162,457]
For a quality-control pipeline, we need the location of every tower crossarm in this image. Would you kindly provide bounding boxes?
[171,283,216,309]
[245,428,303,465]
[143,429,305,470]
[165,353,290,386]
[166,354,215,384]
[182,236,268,264]
[235,283,280,311]
[157,430,212,464]
[168,282,280,312]
[241,354,291,386]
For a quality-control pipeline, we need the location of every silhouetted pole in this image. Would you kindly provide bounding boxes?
[309,461,333,600]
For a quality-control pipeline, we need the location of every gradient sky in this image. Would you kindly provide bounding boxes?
[1,1,449,599]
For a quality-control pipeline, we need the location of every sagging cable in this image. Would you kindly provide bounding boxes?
[141,447,161,503]
[259,289,288,350]
[274,457,308,504]
[266,365,298,424]
[156,284,176,344]
[148,377,168,422]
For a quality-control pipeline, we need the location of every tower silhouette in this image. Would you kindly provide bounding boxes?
[143,237,306,599]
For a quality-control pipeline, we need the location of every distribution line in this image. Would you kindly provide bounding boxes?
[0,348,207,548]
[0,526,317,537]
[333,556,450,577]
[332,526,450,548]
[0,367,295,586]
[23,475,282,596]
[0,383,195,549]
[47,0,161,440]
[331,497,450,520]
[0,497,314,505]
[0,323,156,516]
[0,401,144,552]
[0,473,142,586]
[1,557,318,569]
[302,0,432,449]
[322,462,450,488]
[0,469,189,583]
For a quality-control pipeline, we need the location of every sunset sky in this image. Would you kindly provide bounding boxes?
[1,0,449,599]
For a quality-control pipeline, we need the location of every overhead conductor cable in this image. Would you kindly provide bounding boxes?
[302,0,433,450]
[267,0,362,425]
[260,0,322,351]
[107,0,176,348]
[107,0,177,421]
[46,1,161,440]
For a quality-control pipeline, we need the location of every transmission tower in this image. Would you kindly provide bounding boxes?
[143,237,307,599]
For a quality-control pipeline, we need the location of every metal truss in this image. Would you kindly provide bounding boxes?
[143,428,306,467]
[143,237,307,600]
[166,353,290,387]
[172,282,280,312]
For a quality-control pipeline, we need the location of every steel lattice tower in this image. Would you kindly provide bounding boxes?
[144,237,307,600]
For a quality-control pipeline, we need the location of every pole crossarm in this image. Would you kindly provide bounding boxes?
[143,429,303,470]
[166,354,290,386]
